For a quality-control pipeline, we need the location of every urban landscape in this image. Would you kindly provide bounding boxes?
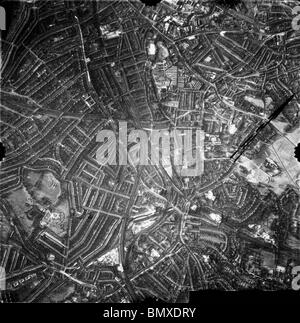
[0,0,300,303]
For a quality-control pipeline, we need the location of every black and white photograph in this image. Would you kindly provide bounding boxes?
[0,0,299,310]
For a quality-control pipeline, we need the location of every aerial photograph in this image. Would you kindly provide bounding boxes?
[0,0,299,304]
